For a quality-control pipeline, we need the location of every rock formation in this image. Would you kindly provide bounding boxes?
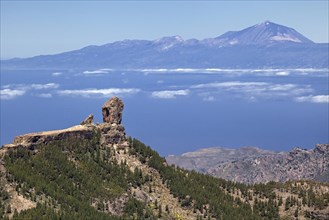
[8,125,95,150]
[80,114,94,125]
[100,97,128,149]
[1,97,128,150]
[102,97,124,124]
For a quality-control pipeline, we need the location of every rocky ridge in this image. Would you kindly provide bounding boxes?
[167,146,277,173]
[166,144,329,184]
[2,97,128,152]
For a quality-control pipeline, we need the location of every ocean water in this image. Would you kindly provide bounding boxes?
[1,68,328,156]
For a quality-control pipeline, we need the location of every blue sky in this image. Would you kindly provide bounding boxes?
[1,0,328,59]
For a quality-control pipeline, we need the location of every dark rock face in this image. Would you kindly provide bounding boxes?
[99,123,127,149]
[167,144,329,184]
[100,97,127,149]
[102,97,124,124]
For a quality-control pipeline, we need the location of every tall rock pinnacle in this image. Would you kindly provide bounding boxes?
[102,97,124,124]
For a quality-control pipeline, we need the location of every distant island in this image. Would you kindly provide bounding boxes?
[2,21,328,69]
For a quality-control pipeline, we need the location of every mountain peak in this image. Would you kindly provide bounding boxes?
[154,35,184,51]
[259,20,274,26]
[215,21,314,45]
[154,35,184,43]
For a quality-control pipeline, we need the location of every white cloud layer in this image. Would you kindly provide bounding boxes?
[190,81,314,101]
[52,72,63,76]
[1,83,60,100]
[31,83,59,90]
[57,88,140,98]
[82,69,113,76]
[151,89,189,99]
[83,70,108,75]
[138,68,328,77]
[191,81,268,89]
[0,89,26,100]
[295,95,329,103]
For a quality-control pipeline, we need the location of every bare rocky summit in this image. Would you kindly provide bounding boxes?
[167,144,329,184]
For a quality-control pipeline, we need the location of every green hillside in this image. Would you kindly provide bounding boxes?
[1,135,328,220]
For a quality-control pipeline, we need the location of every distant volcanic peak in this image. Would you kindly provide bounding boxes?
[257,20,279,27]
[215,21,313,45]
[262,20,272,25]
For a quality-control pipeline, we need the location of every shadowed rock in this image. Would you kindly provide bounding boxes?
[100,97,128,149]
[102,97,124,124]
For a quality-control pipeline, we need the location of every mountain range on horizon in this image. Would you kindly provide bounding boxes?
[2,21,328,69]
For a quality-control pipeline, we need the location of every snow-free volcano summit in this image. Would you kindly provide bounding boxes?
[208,21,314,45]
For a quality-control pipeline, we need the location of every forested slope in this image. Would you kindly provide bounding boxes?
[1,136,328,220]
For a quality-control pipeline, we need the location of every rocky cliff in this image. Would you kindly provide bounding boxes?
[167,144,329,184]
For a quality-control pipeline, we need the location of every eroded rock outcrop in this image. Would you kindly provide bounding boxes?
[100,97,128,149]
[1,97,128,151]
[9,125,95,150]
[102,97,124,124]
[80,114,94,125]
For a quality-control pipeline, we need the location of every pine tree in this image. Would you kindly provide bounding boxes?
[278,196,283,206]
[158,204,162,218]
[165,204,169,213]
